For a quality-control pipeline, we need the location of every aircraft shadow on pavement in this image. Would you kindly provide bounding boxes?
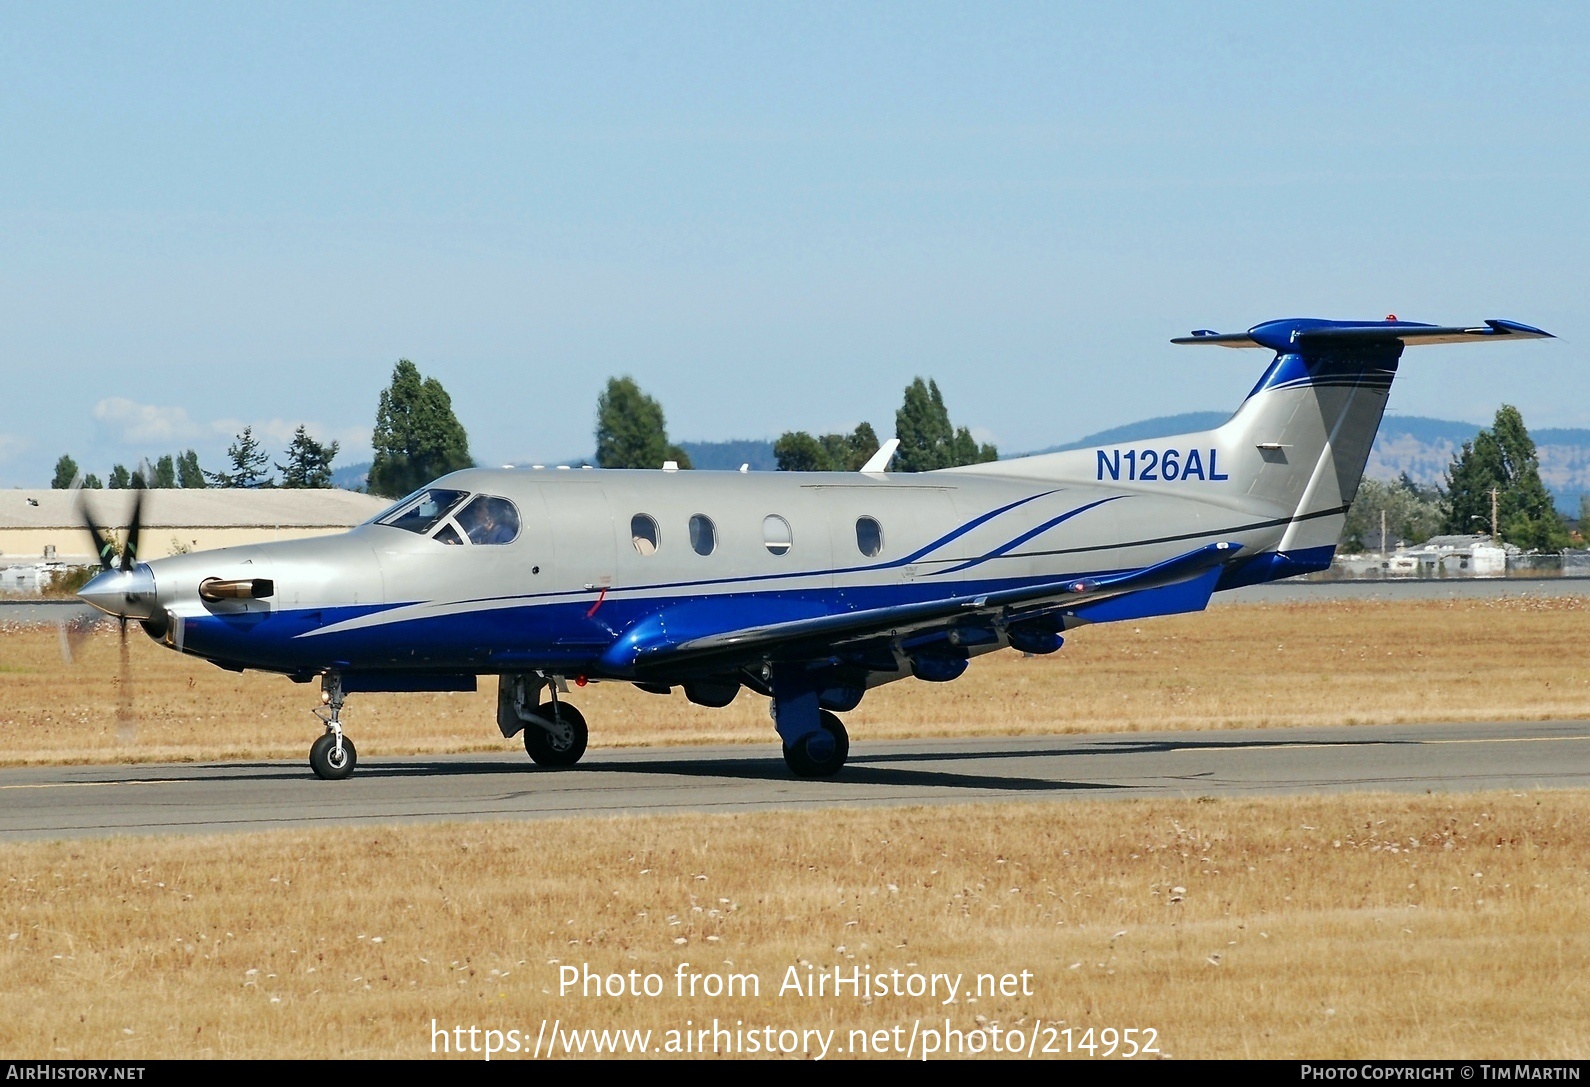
[569,755,1123,793]
[29,731,1434,793]
[844,734,1426,767]
[86,752,1128,794]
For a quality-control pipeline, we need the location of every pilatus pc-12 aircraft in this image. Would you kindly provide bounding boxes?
[78,316,1552,780]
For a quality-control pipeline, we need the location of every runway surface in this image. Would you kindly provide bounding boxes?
[2,720,1587,841]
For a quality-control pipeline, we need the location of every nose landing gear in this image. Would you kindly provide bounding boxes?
[309,672,357,780]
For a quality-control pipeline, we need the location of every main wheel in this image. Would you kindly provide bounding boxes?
[524,701,588,768]
[782,710,849,778]
[309,733,357,780]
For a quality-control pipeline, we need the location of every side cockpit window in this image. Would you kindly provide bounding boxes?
[454,495,521,545]
[377,488,470,535]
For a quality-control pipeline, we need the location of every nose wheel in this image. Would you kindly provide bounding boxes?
[309,672,357,780]
[309,731,357,779]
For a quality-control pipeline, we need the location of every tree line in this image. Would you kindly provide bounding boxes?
[52,425,340,491]
[594,375,996,474]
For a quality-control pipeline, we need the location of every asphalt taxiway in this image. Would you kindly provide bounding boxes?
[1,720,1586,841]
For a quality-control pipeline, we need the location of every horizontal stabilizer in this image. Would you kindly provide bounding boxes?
[1173,318,1553,352]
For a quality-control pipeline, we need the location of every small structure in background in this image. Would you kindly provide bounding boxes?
[1330,533,1590,579]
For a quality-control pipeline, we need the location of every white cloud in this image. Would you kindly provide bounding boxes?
[92,397,213,444]
[251,418,370,455]
[91,398,371,459]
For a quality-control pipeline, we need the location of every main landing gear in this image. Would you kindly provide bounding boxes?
[499,674,589,769]
[310,673,356,780]
[782,710,849,779]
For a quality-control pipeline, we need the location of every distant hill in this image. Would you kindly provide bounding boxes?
[331,461,370,491]
[1014,413,1233,457]
[1368,416,1590,512]
[676,439,779,472]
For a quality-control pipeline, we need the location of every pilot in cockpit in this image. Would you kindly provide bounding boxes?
[454,496,519,545]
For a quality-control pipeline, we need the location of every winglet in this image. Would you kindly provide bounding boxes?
[860,438,900,473]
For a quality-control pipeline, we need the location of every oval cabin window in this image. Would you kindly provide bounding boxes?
[631,514,660,556]
[762,514,793,556]
[689,514,717,556]
[855,516,882,557]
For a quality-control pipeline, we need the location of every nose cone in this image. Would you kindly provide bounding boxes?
[79,564,159,620]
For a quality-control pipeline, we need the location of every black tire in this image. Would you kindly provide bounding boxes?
[524,701,588,768]
[309,732,357,780]
[782,710,849,778]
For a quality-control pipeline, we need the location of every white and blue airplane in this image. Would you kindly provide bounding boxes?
[78,316,1552,779]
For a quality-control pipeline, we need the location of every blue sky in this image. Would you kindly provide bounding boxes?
[2,3,1586,484]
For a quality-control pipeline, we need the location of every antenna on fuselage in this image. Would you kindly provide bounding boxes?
[860,437,900,474]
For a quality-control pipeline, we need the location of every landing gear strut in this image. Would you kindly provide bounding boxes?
[310,672,357,780]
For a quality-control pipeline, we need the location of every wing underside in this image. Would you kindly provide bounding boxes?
[605,540,1243,677]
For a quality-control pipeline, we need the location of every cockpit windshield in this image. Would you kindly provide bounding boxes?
[376,488,470,535]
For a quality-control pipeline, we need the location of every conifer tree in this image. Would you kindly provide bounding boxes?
[1443,405,1567,550]
[51,455,79,489]
[594,377,691,469]
[369,360,474,497]
[894,379,997,472]
[150,454,177,488]
[205,427,273,488]
[277,426,340,488]
[177,449,207,488]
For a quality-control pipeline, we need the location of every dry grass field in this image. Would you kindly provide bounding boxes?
[1,791,1585,1059]
[2,597,1588,765]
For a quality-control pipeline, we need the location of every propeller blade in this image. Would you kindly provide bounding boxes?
[76,491,117,571]
[121,481,145,573]
[116,617,136,746]
[56,609,101,665]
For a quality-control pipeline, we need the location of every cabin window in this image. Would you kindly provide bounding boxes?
[378,488,469,535]
[856,516,883,557]
[454,495,521,545]
[762,514,793,556]
[433,523,463,546]
[689,514,717,556]
[631,514,660,556]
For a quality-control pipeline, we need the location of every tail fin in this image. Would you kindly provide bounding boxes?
[1184,317,1552,569]
[958,316,1551,580]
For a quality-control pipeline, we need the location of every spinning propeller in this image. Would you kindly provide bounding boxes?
[73,481,157,745]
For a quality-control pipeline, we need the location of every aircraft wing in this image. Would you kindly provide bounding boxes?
[604,540,1243,675]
